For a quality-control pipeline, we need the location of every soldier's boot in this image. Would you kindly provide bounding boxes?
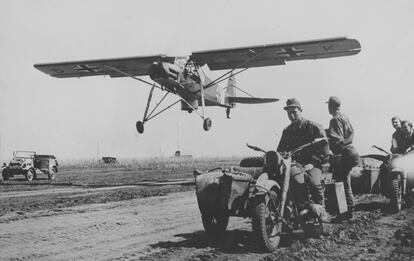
[333,206,354,222]
[342,206,354,220]
[311,184,330,223]
[308,203,331,223]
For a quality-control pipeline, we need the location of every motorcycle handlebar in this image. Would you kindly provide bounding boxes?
[372,145,391,155]
[246,143,266,153]
[246,137,328,157]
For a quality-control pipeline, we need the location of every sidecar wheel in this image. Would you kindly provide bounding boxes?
[201,212,229,235]
[390,175,402,213]
[252,194,282,252]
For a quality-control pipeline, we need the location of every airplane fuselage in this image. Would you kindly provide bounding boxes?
[149,61,229,111]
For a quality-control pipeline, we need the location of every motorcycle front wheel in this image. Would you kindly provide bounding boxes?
[252,193,282,252]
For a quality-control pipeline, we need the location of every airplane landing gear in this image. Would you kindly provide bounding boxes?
[203,118,212,131]
[136,121,144,134]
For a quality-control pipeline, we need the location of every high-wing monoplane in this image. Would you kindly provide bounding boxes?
[34,37,360,133]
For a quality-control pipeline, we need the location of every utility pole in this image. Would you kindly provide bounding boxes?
[177,122,180,153]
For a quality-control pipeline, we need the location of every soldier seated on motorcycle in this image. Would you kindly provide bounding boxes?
[393,120,414,154]
[277,98,330,222]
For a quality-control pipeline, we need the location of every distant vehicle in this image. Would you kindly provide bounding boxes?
[1,151,58,181]
[170,150,192,159]
[350,145,414,212]
[99,157,119,164]
[34,37,360,133]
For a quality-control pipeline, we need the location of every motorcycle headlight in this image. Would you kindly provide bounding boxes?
[264,151,282,177]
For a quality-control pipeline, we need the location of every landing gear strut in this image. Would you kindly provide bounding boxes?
[135,85,181,134]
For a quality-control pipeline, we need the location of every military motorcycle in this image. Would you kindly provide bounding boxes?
[194,138,331,252]
[352,145,414,212]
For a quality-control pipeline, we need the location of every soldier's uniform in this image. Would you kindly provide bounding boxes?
[392,131,414,154]
[278,111,329,208]
[327,96,359,215]
[391,129,404,154]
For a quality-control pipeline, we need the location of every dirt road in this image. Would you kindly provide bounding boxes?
[0,191,249,260]
[1,190,414,261]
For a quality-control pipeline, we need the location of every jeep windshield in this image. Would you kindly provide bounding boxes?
[14,151,35,158]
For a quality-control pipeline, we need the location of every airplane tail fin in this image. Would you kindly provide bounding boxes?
[223,74,278,118]
[225,75,236,106]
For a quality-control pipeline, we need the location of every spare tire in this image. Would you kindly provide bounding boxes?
[240,156,264,167]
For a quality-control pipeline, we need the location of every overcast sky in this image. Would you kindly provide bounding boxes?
[1,0,414,160]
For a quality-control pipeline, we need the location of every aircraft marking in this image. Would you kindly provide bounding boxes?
[276,47,305,58]
[323,45,335,51]
[73,64,100,73]
[52,68,64,73]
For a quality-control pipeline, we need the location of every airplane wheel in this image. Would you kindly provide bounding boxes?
[136,121,144,134]
[203,118,212,131]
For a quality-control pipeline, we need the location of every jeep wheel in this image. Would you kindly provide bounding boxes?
[2,170,9,181]
[26,169,35,182]
[48,167,56,180]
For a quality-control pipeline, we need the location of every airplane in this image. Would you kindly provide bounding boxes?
[34,37,361,134]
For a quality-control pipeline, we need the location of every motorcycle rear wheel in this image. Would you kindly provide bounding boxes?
[252,194,282,252]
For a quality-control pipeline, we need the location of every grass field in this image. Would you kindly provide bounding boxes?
[0,157,242,215]
[1,156,242,188]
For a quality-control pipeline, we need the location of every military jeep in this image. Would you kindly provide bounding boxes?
[1,151,59,181]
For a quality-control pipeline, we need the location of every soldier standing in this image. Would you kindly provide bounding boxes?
[390,117,403,154]
[395,120,414,154]
[277,98,330,221]
[327,96,359,220]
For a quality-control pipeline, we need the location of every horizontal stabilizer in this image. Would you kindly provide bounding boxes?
[228,97,279,104]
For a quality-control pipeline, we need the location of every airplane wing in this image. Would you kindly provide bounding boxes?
[191,37,361,70]
[34,55,175,78]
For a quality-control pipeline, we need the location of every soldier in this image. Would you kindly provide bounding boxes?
[277,98,330,221]
[390,117,403,154]
[395,120,414,154]
[326,96,359,220]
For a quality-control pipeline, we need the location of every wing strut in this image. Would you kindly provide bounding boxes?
[142,85,155,122]
[203,50,262,89]
[136,89,182,134]
[103,65,163,90]
[194,65,212,131]
[145,92,171,121]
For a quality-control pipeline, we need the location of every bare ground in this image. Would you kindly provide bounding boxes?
[1,186,414,261]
